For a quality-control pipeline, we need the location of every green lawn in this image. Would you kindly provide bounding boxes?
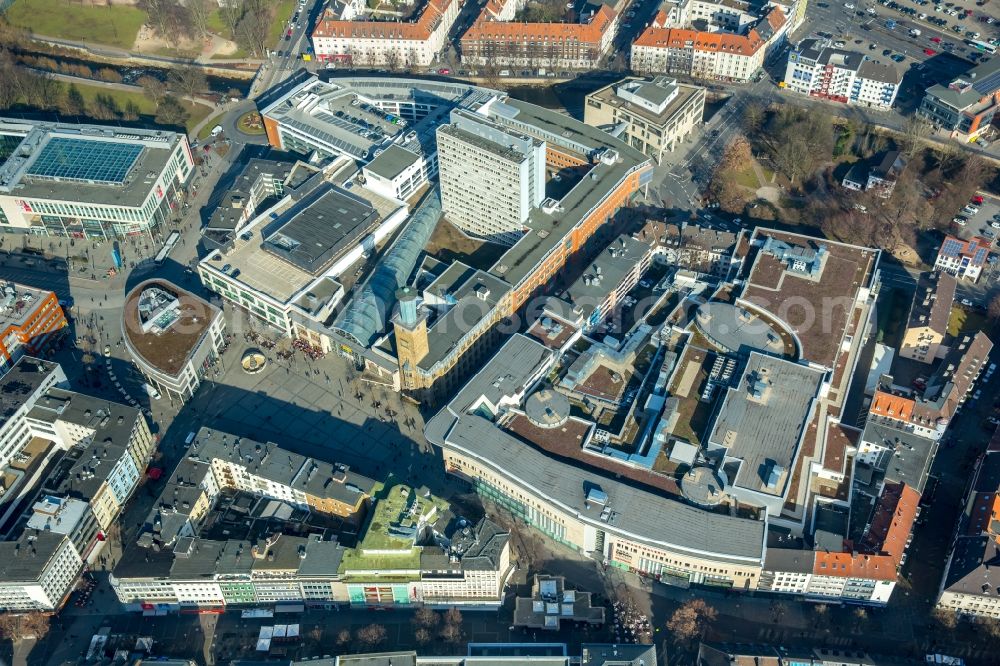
[733,165,760,189]
[267,0,298,47]
[72,82,211,132]
[5,0,146,49]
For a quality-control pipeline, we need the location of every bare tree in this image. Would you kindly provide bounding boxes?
[187,0,217,41]
[412,606,440,630]
[335,628,352,646]
[0,612,50,641]
[977,615,1000,639]
[666,599,717,645]
[932,608,957,631]
[439,622,463,644]
[900,116,932,157]
[138,75,167,105]
[384,47,402,72]
[356,623,388,648]
[444,607,463,627]
[414,627,432,645]
[168,64,208,99]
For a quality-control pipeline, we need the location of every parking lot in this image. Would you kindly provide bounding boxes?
[952,192,1000,241]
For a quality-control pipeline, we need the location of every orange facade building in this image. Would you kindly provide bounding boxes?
[0,286,66,369]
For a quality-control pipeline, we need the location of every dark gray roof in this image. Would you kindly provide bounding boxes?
[31,388,147,502]
[0,531,71,582]
[558,235,649,322]
[261,183,380,275]
[0,357,61,426]
[859,421,937,493]
[450,517,510,570]
[206,152,299,231]
[189,427,376,507]
[924,57,1000,110]
[297,535,346,577]
[419,264,512,371]
[906,271,956,336]
[858,59,900,85]
[763,547,815,573]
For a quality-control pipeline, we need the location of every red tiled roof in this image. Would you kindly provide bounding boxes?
[870,390,915,422]
[313,0,454,40]
[861,482,920,565]
[813,551,897,581]
[462,5,616,44]
[633,25,764,55]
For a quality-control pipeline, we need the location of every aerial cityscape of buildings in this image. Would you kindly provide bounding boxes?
[0,0,999,661]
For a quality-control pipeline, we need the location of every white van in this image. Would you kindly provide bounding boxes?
[185,431,197,445]
[144,383,161,400]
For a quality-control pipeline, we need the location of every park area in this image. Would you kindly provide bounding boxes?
[5,0,146,48]
[3,0,294,57]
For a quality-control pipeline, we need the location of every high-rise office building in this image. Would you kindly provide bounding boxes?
[436,109,545,245]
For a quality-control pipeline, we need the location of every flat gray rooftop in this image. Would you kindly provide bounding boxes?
[441,414,766,563]
[363,144,420,181]
[708,353,825,498]
[0,119,183,208]
[262,183,381,275]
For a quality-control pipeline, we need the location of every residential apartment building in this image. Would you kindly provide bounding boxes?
[122,280,226,403]
[918,57,1000,142]
[311,0,460,67]
[112,467,513,610]
[783,39,901,109]
[27,387,156,533]
[0,357,66,480]
[0,282,67,371]
[460,0,617,70]
[937,432,1000,619]
[761,482,920,605]
[583,76,706,164]
[639,220,740,277]
[0,370,154,611]
[935,234,991,281]
[630,7,787,82]
[0,531,84,611]
[898,271,957,364]
[868,331,993,441]
[552,234,652,333]
[0,118,193,239]
[437,109,546,244]
[189,428,377,520]
[842,150,907,197]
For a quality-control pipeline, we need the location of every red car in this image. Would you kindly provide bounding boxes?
[438,67,451,74]
[973,195,985,204]
[930,36,942,43]
[924,48,937,55]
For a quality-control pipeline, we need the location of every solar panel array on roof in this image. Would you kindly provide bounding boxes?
[972,70,1000,95]
[27,138,143,185]
[940,238,965,258]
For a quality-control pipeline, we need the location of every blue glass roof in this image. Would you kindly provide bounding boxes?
[27,137,143,185]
